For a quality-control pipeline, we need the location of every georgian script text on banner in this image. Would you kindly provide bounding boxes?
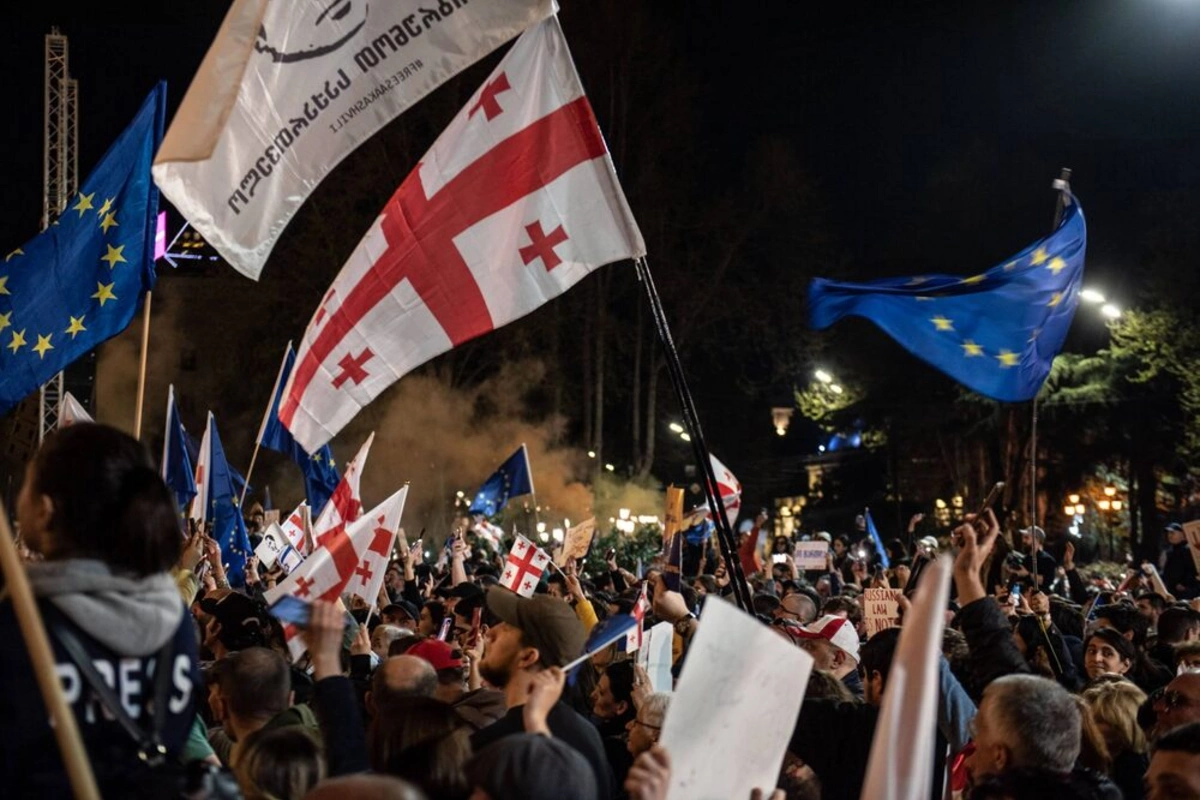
[153,0,556,280]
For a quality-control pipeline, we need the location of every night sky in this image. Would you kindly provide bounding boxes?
[4,1,1200,509]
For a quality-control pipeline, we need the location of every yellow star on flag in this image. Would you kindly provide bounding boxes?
[1047,292,1064,307]
[1030,247,1048,266]
[92,282,117,306]
[97,197,114,217]
[0,275,9,295]
[5,248,23,262]
[996,350,1019,367]
[73,192,95,218]
[1046,257,1067,275]
[0,310,10,332]
[100,213,119,234]
[961,274,986,285]
[32,333,53,359]
[65,315,87,339]
[313,453,323,463]
[962,340,984,357]
[101,244,127,269]
[931,316,955,331]
[7,328,26,353]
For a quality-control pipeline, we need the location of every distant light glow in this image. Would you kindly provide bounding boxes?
[1100,304,1122,319]
[668,422,684,433]
[605,463,615,472]
[815,369,833,384]
[680,432,692,442]
[587,450,596,458]
[1080,288,1106,304]
[829,384,844,395]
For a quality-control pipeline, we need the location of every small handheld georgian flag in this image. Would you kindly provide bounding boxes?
[501,534,552,598]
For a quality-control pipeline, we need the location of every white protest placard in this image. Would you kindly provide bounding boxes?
[255,523,290,568]
[660,599,813,800]
[1183,521,1200,574]
[637,621,674,694]
[794,540,829,571]
[863,588,903,638]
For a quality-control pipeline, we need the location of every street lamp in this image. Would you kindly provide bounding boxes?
[1080,288,1106,304]
[668,422,684,434]
[680,432,691,442]
[1100,303,1122,319]
[815,369,833,384]
[829,384,844,395]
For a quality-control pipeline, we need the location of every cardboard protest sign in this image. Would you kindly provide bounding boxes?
[863,588,903,638]
[1183,521,1200,574]
[794,539,829,571]
[255,523,290,569]
[556,518,597,566]
[663,486,684,550]
[661,599,813,800]
[637,621,674,693]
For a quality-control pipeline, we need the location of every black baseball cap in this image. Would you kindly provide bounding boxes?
[381,600,420,624]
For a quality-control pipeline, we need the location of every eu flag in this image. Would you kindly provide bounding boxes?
[809,198,1086,402]
[258,343,339,514]
[0,83,166,415]
[201,414,254,587]
[161,384,196,513]
[468,444,535,516]
[865,508,890,570]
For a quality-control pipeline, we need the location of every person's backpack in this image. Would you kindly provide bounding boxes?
[52,620,242,799]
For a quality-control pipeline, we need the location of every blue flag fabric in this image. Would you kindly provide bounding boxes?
[201,416,254,587]
[258,344,339,514]
[809,198,1087,402]
[865,508,890,570]
[185,431,250,502]
[0,83,166,415]
[567,613,638,684]
[468,445,535,516]
[161,385,196,513]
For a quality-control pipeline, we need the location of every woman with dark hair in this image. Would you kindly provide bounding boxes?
[419,600,446,638]
[1082,628,1137,685]
[0,423,200,795]
[369,695,471,800]
[591,659,637,791]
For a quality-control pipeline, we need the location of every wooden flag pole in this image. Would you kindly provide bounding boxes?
[634,257,753,612]
[238,443,261,510]
[0,499,101,800]
[132,292,153,440]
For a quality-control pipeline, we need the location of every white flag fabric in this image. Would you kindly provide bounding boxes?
[280,501,310,554]
[860,555,954,800]
[500,534,551,597]
[152,0,556,280]
[188,412,214,523]
[255,522,292,568]
[59,391,93,426]
[702,453,742,528]
[279,17,646,451]
[344,487,408,606]
[310,432,374,548]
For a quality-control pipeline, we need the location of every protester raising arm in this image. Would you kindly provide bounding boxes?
[1059,541,1090,605]
[952,510,1030,698]
[304,600,370,776]
[450,535,469,587]
[564,559,599,632]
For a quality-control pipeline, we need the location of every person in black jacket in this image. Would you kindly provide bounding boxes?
[1162,523,1200,600]
[0,423,201,797]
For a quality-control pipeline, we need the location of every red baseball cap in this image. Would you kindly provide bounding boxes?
[407,638,464,671]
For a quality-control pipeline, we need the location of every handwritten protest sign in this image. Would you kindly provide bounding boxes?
[661,599,813,799]
[556,518,597,566]
[794,540,829,571]
[863,588,903,638]
[1183,521,1200,573]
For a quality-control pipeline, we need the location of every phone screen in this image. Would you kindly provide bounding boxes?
[269,595,312,628]
[437,616,454,641]
[772,553,787,564]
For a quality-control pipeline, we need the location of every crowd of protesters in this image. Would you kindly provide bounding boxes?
[4,423,1200,799]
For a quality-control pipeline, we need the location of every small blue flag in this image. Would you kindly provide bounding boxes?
[257,343,339,513]
[865,508,890,570]
[161,384,196,514]
[468,444,535,516]
[202,415,254,587]
[565,613,638,681]
[0,83,166,415]
[809,198,1086,402]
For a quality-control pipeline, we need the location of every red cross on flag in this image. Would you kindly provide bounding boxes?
[280,17,646,452]
[345,486,409,607]
[188,412,214,524]
[280,501,310,555]
[703,453,743,529]
[626,581,650,654]
[501,534,552,598]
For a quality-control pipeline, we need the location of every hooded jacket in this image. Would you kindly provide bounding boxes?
[0,559,200,797]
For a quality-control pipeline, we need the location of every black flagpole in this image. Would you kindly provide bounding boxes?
[634,257,754,612]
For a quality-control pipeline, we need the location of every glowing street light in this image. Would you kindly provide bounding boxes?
[1100,304,1122,319]
[829,384,844,395]
[680,432,692,442]
[1080,288,1106,304]
[1103,486,1117,497]
[604,463,615,472]
[1068,493,1081,505]
[814,369,833,384]
[587,450,596,458]
[668,422,684,434]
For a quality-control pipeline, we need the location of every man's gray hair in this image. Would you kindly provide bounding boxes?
[984,674,1081,773]
[640,692,672,728]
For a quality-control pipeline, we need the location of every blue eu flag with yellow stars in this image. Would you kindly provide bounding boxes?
[0,83,166,416]
[258,343,340,514]
[468,444,535,516]
[809,196,1086,402]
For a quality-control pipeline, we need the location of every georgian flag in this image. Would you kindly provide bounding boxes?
[280,17,646,451]
[188,412,214,524]
[280,501,310,555]
[701,453,742,528]
[501,534,552,598]
[344,487,408,607]
[59,392,94,427]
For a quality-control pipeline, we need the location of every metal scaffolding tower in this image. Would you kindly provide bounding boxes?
[39,29,78,442]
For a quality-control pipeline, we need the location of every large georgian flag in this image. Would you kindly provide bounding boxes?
[280,17,646,451]
[152,0,556,280]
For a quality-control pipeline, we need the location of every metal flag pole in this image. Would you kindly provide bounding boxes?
[634,257,753,611]
[1029,168,1073,578]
